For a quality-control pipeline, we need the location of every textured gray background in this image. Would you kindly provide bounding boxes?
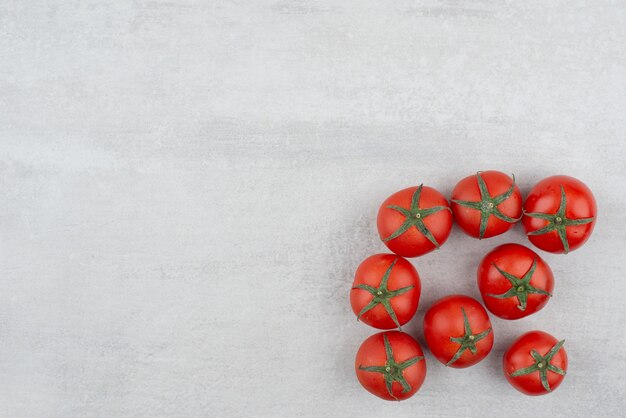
[1,1,625,417]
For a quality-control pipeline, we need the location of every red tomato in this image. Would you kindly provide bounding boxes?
[451,171,522,239]
[522,175,596,254]
[355,331,427,401]
[350,254,421,329]
[477,244,554,320]
[423,295,493,368]
[377,184,452,258]
[503,331,567,396]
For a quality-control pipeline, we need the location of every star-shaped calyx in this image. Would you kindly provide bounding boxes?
[524,185,595,253]
[447,308,492,366]
[486,258,552,311]
[452,172,521,239]
[353,258,414,329]
[384,184,451,248]
[510,340,566,392]
[358,333,424,400]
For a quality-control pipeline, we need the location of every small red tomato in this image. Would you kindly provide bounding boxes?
[350,254,420,330]
[477,244,554,320]
[423,295,494,368]
[522,175,597,254]
[377,184,452,258]
[503,331,567,396]
[355,331,427,401]
[451,171,522,239]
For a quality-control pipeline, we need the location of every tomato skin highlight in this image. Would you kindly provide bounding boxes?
[451,171,522,239]
[355,331,427,401]
[477,244,554,320]
[503,331,568,396]
[377,185,452,258]
[423,295,494,368]
[522,175,597,254]
[350,254,421,329]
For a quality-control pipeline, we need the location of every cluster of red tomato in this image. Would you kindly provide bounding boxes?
[350,172,597,400]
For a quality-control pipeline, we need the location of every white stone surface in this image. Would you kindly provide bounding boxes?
[1,1,625,416]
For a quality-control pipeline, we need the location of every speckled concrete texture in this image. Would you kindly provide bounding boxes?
[1,1,625,417]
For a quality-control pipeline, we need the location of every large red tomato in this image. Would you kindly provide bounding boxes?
[423,295,493,368]
[350,254,420,329]
[503,331,567,396]
[522,175,596,254]
[355,331,427,401]
[451,171,522,239]
[477,244,554,320]
[377,184,452,258]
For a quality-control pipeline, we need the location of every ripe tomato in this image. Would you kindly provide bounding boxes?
[522,175,596,254]
[477,244,554,320]
[377,184,452,258]
[350,254,420,330]
[451,171,522,239]
[423,295,493,368]
[503,331,567,396]
[355,331,427,401]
